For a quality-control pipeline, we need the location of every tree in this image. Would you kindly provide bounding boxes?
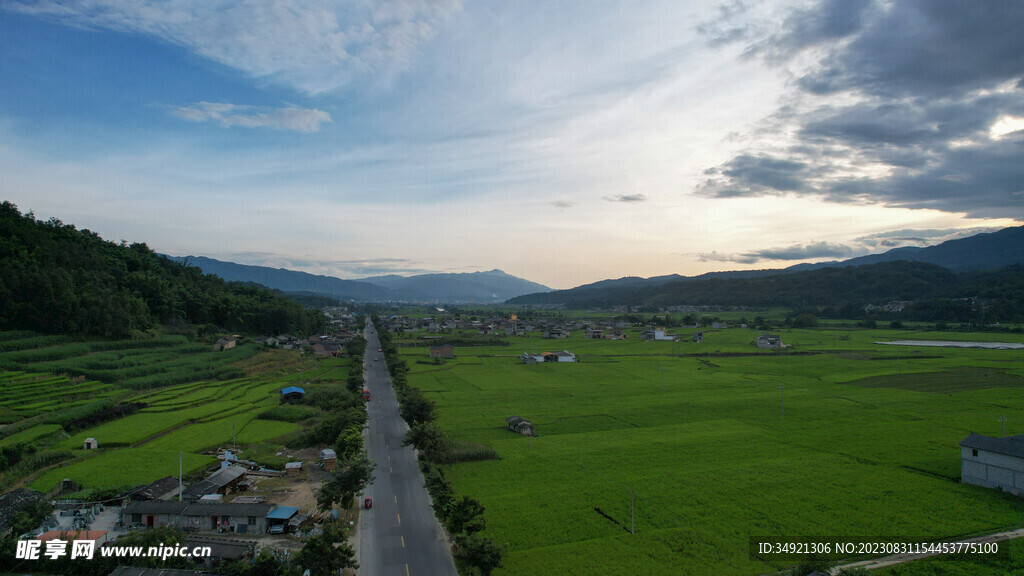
[317,454,375,512]
[295,533,357,576]
[404,421,452,463]
[246,549,285,576]
[335,425,363,461]
[422,462,456,518]
[793,313,818,328]
[445,495,486,536]
[454,533,504,576]
[399,388,437,425]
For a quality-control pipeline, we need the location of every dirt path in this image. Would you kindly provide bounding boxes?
[834,527,1024,572]
[131,421,191,447]
[757,527,1024,575]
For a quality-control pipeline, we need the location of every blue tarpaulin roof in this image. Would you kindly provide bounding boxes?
[281,386,305,396]
[266,506,299,520]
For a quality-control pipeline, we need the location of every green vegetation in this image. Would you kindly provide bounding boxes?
[0,201,325,337]
[402,322,1024,575]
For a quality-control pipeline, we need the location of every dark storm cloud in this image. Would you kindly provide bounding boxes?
[700,241,855,264]
[698,0,1024,219]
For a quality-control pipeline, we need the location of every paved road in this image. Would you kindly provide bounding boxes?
[358,323,457,576]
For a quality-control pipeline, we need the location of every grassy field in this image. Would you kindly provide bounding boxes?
[406,326,1024,575]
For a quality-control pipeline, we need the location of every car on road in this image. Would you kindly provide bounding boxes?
[364,497,373,509]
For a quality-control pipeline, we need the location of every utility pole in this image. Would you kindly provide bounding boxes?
[780,384,785,417]
[178,451,183,502]
[1000,415,1007,437]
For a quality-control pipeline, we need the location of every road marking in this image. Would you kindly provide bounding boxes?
[390,465,393,473]
[394,495,398,503]
[401,535,405,548]
[397,513,401,524]
[405,564,410,576]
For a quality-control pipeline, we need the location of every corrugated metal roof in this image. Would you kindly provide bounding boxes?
[281,386,305,395]
[960,433,1024,459]
[266,506,299,520]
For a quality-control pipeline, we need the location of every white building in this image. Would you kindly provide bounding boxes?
[960,433,1024,496]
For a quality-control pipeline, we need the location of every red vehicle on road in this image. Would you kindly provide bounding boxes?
[362,389,371,401]
[364,497,373,509]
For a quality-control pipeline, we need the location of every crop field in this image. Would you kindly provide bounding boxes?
[25,356,345,493]
[0,329,345,494]
[406,326,1024,575]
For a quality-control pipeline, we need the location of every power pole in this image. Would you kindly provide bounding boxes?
[780,384,784,417]
[1000,415,1007,437]
[178,451,183,502]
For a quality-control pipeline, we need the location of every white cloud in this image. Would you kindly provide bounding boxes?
[170,102,331,132]
[5,0,463,94]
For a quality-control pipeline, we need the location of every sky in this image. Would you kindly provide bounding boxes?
[1,0,1022,289]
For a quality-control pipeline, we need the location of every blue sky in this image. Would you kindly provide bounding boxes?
[2,0,1022,288]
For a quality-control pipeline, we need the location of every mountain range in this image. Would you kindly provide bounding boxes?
[509,225,1024,306]
[165,256,551,303]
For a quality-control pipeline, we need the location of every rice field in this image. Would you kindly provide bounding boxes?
[406,326,1024,575]
[0,330,344,493]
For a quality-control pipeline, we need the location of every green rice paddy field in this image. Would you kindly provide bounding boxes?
[405,326,1024,575]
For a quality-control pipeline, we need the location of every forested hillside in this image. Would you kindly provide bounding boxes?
[509,260,1024,323]
[0,202,325,337]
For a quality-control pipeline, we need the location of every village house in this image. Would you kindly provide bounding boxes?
[756,334,785,349]
[505,416,536,436]
[181,465,248,501]
[83,437,98,450]
[123,501,275,534]
[212,337,236,352]
[645,329,676,341]
[960,433,1024,496]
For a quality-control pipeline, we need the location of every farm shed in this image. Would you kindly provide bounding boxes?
[0,488,44,538]
[320,448,337,471]
[181,464,247,500]
[285,462,302,476]
[130,476,180,501]
[505,416,536,436]
[280,386,305,400]
[83,437,98,450]
[266,506,299,532]
[429,345,455,359]
[960,433,1024,496]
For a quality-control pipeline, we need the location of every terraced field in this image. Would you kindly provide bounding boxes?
[405,326,1024,575]
[0,330,343,494]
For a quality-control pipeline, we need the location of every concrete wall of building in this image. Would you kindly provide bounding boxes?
[961,447,1024,496]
